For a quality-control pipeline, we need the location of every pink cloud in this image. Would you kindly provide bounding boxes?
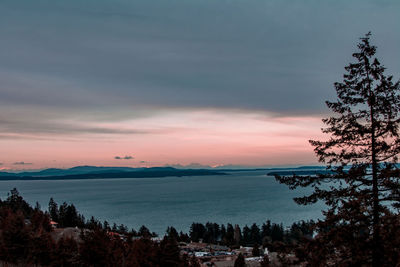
[0,109,325,169]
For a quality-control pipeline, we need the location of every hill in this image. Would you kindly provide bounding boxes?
[0,166,225,180]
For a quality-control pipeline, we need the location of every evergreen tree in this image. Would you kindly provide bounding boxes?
[79,228,113,266]
[204,222,220,244]
[225,223,235,246]
[233,224,241,246]
[0,211,31,264]
[166,226,179,241]
[261,221,271,239]
[103,220,110,231]
[179,231,190,243]
[220,224,227,243]
[87,216,101,230]
[53,237,79,267]
[58,202,68,227]
[5,188,32,217]
[159,236,182,267]
[242,225,251,246]
[65,203,80,227]
[250,223,261,245]
[288,222,303,243]
[34,201,41,211]
[112,222,118,232]
[126,238,160,267]
[118,223,128,234]
[270,224,283,242]
[276,33,400,266]
[189,223,206,242]
[30,209,52,233]
[48,197,59,222]
[29,233,54,266]
[138,225,151,238]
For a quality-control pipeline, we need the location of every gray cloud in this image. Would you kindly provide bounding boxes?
[115,156,134,160]
[13,162,33,165]
[0,0,399,127]
[0,112,154,139]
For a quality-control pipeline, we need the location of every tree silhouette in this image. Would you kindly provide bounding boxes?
[5,188,32,217]
[79,228,114,266]
[189,223,206,242]
[158,236,183,267]
[166,226,179,241]
[276,33,400,266]
[53,237,80,267]
[48,197,59,222]
[0,211,31,264]
[126,238,160,267]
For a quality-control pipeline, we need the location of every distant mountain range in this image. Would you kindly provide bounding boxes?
[0,166,226,180]
[167,163,327,170]
[0,165,333,181]
[266,170,333,176]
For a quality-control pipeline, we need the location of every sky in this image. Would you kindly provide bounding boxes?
[0,0,399,170]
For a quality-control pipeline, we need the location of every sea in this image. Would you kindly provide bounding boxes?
[0,170,325,235]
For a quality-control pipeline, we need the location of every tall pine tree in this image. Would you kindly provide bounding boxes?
[276,33,400,266]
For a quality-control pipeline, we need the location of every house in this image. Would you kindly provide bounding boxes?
[50,221,59,229]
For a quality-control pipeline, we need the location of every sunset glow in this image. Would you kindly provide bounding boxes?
[0,109,324,169]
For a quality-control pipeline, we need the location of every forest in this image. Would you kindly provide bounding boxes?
[0,188,316,266]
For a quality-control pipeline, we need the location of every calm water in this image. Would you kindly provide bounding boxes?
[0,170,324,234]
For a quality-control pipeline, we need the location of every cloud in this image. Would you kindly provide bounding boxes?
[115,155,134,160]
[0,0,398,121]
[13,162,33,165]
[0,116,148,135]
[0,110,159,140]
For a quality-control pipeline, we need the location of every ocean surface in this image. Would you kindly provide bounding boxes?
[0,170,325,234]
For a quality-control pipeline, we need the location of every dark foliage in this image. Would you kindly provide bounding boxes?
[126,238,160,267]
[189,255,201,267]
[0,189,54,266]
[0,189,184,267]
[276,33,400,266]
[234,253,246,267]
[188,220,313,251]
[53,237,80,267]
[3,188,33,217]
[159,236,184,267]
[0,189,315,266]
